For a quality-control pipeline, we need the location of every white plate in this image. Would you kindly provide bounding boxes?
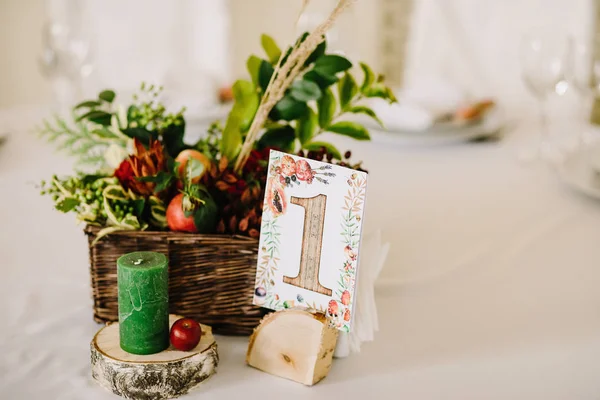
[369,108,503,146]
[557,144,600,200]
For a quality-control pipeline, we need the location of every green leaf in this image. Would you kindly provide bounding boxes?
[186,157,205,182]
[364,83,397,103]
[313,55,352,76]
[81,174,111,185]
[304,70,338,89]
[289,79,322,102]
[305,37,326,66]
[103,185,129,201]
[261,34,282,64]
[302,141,342,160]
[359,62,375,92]
[122,127,157,146]
[98,90,116,103]
[193,194,218,234]
[258,60,275,92]
[326,121,371,140]
[132,198,146,218]
[338,72,358,110]
[149,196,167,228]
[270,95,308,121]
[55,197,79,213]
[161,121,186,158]
[258,125,296,152]
[221,80,260,160]
[246,55,262,87]
[233,80,260,132]
[296,107,317,145]
[348,105,384,127]
[280,45,293,67]
[92,226,127,245]
[76,110,113,126]
[317,88,336,128]
[137,171,174,193]
[91,128,117,139]
[121,214,142,229]
[74,100,101,110]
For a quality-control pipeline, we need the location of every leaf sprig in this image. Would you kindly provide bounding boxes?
[37,94,129,169]
[223,26,396,172]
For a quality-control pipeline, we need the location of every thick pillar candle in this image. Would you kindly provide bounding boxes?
[117,251,169,355]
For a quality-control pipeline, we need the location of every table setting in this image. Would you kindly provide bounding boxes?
[3,1,600,399]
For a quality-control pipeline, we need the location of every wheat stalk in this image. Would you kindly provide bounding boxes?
[233,0,354,174]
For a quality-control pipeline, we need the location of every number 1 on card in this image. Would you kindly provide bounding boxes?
[283,194,332,296]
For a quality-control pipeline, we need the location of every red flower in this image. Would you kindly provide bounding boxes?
[113,138,168,196]
[295,159,315,183]
[114,158,134,183]
[343,309,351,322]
[328,300,339,316]
[244,148,271,174]
[341,290,350,306]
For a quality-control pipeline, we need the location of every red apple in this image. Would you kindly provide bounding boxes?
[170,318,202,351]
[175,149,211,183]
[166,193,197,233]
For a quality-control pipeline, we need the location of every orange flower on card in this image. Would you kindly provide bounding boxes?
[344,309,351,322]
[328,300,339,316]
[341,290,350,306]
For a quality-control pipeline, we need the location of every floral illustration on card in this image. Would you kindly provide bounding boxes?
[325,172,366,331]
[254,150,367,331]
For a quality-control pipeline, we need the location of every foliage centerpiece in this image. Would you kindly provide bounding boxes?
[39,43,394,241]
[38,0,395,333]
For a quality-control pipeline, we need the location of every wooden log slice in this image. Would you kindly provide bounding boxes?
[91,315,218,400]
[246,309,338,385]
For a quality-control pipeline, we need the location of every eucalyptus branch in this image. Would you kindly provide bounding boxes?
[233,0,354,174]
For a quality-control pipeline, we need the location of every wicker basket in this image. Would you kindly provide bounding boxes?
[84,225,267,335]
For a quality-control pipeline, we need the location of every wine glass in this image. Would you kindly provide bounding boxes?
[566,37,600,146]
[38,20,93,110]
[519,32,570,161]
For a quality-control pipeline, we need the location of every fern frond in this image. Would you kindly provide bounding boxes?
[37,114,128,169]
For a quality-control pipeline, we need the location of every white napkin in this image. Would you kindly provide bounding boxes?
[370,99,433,131]
[334,230,389,357]
[368,78,466,132]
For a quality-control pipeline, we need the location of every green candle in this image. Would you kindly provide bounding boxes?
[117,251,169,355]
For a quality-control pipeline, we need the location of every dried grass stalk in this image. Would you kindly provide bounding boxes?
[233,0,354,173]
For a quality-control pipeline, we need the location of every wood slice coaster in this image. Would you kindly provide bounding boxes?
[91,315,218,400]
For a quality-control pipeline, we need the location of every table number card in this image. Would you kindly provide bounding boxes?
[253,150,368,332]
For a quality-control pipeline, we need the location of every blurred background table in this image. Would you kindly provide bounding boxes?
[2,106,600,399]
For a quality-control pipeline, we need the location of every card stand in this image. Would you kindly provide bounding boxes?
[91,315,218,400]
[246,308,338,385]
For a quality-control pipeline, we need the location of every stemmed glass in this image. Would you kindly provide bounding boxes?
[38,20,93,110]
[566,37,600,146]
[519,32,570,162]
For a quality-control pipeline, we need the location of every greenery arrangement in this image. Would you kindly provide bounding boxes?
[39,29,395,243]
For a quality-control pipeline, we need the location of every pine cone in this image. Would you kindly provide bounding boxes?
[203,153,268,238]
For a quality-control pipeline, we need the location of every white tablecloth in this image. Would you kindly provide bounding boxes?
[2,107,600,399]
